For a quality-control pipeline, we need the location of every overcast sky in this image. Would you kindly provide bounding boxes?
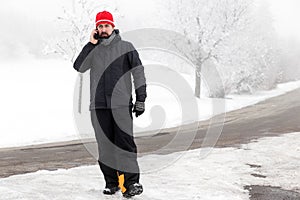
[266,0,300,38]
[0,0,299,60]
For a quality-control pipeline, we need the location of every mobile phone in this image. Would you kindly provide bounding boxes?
[93,30,100,40]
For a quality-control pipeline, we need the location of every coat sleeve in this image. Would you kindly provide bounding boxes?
[127,44,147,102]
[73,42,96,73]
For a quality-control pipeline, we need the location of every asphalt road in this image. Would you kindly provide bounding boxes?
[1,88,300,199]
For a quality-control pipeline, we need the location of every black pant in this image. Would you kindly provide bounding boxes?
[90,106,140,189]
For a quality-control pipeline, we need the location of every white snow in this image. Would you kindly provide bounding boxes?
[1,59,300,148]
[0,59,78,148]
[0,132,299,200]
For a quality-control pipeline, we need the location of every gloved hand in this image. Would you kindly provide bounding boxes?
[133,101,145,117]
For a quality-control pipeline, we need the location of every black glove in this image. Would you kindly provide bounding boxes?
[133,101,145,117]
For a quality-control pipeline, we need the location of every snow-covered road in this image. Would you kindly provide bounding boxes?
[0,132,299,200]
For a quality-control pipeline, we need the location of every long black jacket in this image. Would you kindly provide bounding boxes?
[73,30,147,110]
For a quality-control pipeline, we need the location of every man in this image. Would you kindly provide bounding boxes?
[73,10,147,198]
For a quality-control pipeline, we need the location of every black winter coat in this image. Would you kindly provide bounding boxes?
[73,30,147,110]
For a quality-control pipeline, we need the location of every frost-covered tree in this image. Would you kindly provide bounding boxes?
[165,0,252,98]
[218,0,281,94]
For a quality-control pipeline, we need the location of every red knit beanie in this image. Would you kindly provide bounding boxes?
[95,11,115,28]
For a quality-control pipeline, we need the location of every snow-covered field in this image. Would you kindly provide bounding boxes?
[1,58,300,148]
[0,59,77,148]
[0,132,299,200]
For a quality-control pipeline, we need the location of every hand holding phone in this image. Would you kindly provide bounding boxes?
[93,31,100,40]
[90,29,99,44]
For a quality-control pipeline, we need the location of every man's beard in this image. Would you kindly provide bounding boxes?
[100,33,110,39]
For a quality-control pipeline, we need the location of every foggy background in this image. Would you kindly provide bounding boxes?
[0,0,299,81]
